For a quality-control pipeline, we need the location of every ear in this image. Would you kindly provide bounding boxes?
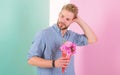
[72,17,76,22]
[71,19,74,23]
[72,18,76,23]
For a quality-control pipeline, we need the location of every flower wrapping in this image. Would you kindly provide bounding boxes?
[60,41,76,73]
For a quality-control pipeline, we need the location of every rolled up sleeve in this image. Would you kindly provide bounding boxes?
[73,34,88,46]
[69,30,88,46]
[27,31,45,60]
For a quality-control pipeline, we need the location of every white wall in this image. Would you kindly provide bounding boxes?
[49,0,70,26]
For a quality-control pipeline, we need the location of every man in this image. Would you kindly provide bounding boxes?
[27,4,97,75]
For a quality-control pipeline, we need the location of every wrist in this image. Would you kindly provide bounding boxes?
[52,60,55,68]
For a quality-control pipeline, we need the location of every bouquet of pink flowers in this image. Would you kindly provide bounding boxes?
[60,41,76,73]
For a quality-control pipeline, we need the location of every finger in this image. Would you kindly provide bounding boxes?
[62,63,69,68]
[63,56,71,60]
[60,57,68,60]
[60,59,70,63]
[61,62,69,66]
[62,65,67,68]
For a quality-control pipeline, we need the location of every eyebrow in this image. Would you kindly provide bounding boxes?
[60,13,72,20]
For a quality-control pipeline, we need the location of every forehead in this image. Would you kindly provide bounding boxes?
[60,9,74,19]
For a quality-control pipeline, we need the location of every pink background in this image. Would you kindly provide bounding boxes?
[69,0,120,75]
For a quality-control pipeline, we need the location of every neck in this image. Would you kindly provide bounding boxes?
[61,29,67,37]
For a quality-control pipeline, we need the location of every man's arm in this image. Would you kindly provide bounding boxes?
[28,57,53,68]
[73,16,97,44]
[28,56,70,68]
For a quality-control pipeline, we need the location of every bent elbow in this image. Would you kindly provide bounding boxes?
[88,37,97,44]
[27,58,33,65]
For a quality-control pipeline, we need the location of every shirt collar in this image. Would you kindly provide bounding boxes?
[52,24,61,33]
[52,24,69,38]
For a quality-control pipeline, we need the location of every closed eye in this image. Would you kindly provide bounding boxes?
[66,18,70,21]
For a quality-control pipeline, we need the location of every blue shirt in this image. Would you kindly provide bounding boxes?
[27,24,88,75]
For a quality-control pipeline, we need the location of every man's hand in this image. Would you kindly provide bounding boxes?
[73,15,81,24]
[55,56,70,68]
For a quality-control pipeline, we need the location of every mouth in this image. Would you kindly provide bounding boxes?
[58,22,66,26]
[58,22,68,30]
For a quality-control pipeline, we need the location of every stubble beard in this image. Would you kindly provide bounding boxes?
[57,21,68,30]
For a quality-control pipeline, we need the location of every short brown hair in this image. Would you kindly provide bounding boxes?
[61,4,78,19]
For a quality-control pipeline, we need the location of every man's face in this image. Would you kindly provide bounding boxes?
[57,9,74,30]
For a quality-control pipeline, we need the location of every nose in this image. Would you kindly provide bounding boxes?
[61,18,66,23]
